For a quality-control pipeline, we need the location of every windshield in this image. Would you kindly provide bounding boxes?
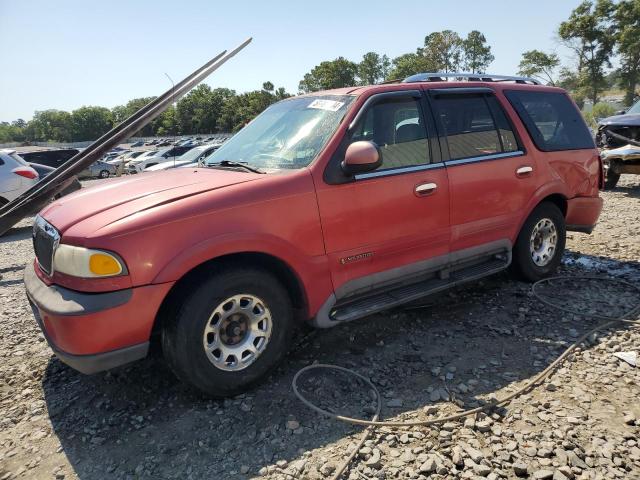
[204,95,354,170]
[627,100,640,114]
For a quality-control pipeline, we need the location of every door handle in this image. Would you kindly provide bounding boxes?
[516,166,533,177]
[415,182,437,196]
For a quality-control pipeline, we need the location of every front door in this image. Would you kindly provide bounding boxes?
[313,91,451,300]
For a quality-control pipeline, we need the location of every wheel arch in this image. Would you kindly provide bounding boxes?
[150,251,309,345]
[515,183,569,241]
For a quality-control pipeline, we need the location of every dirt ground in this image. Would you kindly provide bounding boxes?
[0,176,638,480]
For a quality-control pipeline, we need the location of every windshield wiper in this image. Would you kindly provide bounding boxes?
[208,160,265,174]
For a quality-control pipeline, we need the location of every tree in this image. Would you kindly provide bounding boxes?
[387,53,432,80]
[461,31,494,73]
[518,50,561,85]
[70,106,113,142]
[420,30,463,73]
[614,0,640,105]
[357,52,390,85]
[298,57,358,93]
[25,110,73,142]
[559,0,616,104]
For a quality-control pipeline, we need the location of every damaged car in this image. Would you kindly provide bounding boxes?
[595,99,640,188]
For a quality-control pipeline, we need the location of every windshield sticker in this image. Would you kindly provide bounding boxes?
[307,99,345,112]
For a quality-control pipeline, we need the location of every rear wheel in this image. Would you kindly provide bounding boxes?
[99,170,110,179]
[511,202,566,282]
[162,267,295,397]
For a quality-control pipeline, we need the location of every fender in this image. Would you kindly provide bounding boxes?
[151,231,333,316]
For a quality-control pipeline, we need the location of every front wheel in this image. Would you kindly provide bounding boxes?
[99,170,110,179]
[161,267,295,397]
[511,202,566,282]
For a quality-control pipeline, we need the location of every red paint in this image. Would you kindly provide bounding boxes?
[37,281,174,355]
[29,81,602,359]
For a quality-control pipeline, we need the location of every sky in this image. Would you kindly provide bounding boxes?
[0,0,580,122]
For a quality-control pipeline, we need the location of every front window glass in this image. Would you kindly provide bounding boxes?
[204,95,354,170]
[350,96,430,170]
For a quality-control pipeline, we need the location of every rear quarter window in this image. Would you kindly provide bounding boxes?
[504,90,595,151]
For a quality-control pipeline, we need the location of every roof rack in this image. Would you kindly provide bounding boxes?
[402,72,540,85]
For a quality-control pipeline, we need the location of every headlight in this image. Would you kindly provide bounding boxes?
[53,245,126,278]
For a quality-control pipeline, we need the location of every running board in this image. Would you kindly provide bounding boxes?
[329,257,508,323]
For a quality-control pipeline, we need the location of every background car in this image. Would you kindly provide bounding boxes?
[79,160,117,179]
[0,149,39,205]
[17,148,80,169]
[144,144,221,171]
[28,162,82,198]
[130,141,145,147]
[127,146,194,173]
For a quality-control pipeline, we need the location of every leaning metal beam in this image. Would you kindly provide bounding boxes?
[0,38,252,235]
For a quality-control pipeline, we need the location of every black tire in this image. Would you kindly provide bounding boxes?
[604,170,620,189]
[511,202,566,282]
[162,267,295,397]
[99,170,110,179]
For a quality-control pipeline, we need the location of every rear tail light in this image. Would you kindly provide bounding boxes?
[597,155,605,190]
[12,167,39,180]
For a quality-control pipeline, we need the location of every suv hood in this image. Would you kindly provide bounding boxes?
[41,168,262,233]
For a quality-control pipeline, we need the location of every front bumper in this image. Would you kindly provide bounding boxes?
[24,261,173,374]
[565,196,604,234]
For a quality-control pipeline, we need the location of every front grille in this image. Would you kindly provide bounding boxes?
[32,216,59,275]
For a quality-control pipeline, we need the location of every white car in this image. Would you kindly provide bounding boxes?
[144,144,221,172]
[0,149,40,205]
[125,150,160,173]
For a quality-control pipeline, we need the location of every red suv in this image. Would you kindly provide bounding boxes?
[25,74,603,396]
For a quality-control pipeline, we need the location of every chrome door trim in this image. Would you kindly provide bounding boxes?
[444,150,524,167]
[354,162,445,180]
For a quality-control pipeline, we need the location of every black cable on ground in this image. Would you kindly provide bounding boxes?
[292,275,640,480]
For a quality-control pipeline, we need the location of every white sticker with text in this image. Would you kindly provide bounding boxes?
[307,99,345,111]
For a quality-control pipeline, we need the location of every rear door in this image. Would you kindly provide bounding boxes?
[429,88,538,252]
[315,90,451,299]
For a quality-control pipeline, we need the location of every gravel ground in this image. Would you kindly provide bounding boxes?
[0,176,639,480]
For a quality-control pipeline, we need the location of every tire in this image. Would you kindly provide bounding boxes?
[162,267,295,397]
[511,202,566,282]
[99,170,110,179]
[604,170,620,189]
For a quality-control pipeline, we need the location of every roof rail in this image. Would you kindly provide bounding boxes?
[402,72,540,85]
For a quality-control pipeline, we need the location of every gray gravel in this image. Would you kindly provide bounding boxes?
[0,176,639,480]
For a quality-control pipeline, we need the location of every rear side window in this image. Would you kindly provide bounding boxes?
[504,90,595,151]
[433,94,519,160]
[350,95,430,170]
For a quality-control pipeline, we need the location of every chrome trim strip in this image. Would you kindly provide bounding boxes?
[445,150,524,167]
[355,162,444,180]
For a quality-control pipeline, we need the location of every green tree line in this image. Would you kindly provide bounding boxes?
[0,82,289,144]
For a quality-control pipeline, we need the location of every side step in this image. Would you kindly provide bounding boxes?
[330,256,508,323]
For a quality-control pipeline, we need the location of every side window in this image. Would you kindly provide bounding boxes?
[433,94,519,160]
[350,96,430,170]
[504,90,595,151]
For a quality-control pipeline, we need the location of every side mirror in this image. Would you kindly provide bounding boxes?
[341,141,382,175]
[615,109,627,115]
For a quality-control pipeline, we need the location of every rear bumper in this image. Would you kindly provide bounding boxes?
[24,261,173,373]
[566,196,603,234]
